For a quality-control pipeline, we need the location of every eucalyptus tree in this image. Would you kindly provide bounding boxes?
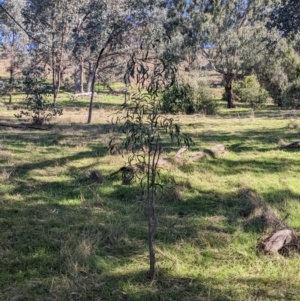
[169,0,281,108]
[268,0,300,51]
[72,0,170,123]
[254,36,300,106]
[72,0,131,123]
[72,1,125,100]
[0,0,28,102]
[22,0,78,105]
[260,0,300,106]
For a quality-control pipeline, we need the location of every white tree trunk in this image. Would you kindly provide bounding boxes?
[86,61,95,93]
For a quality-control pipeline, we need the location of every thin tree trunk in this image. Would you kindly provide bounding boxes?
[52,54,56,104]
[53,69,60,105]
[149,172,158,279]
[87,48,105,124]
[53,22,66,105]
[79,59,84,93]
[8,66,13,103]
[148,141,159,280]
[86,61,93,93]
[147,151,155,279]
[73,61,85,93]
[124,83,128,104]
[277,88,283,107]
[224,72,236,108]
[87,28,118,123]
[148,212,156,279]
[8,31,17,104]
[51,12,56,105]
[74,63,81,92]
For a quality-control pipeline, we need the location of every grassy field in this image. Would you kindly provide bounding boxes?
[1,89,300,301]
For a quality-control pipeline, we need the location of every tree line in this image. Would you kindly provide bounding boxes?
[0,0,299,114]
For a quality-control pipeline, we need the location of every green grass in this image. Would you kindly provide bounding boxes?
[1,90,300,300]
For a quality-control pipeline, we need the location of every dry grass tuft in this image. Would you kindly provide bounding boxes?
[287,121,299,129]
[240,186,285,231]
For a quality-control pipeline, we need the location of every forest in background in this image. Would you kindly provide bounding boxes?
[0,0,300,114]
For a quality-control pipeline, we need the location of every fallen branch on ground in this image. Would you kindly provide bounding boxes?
[64,91,97,100]
[0,122,49,130]
[260,229,300,254]
[189,144,226,161]
[279,141,300,149]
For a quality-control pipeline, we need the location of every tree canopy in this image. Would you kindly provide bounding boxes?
[269,0,300,37]
[0,0,299,111]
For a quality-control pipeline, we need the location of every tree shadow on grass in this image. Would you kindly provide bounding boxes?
[186,126,300,153]
[1,119,300,300]
[3,196,296,301]
[59,98,123,110]
[177,153,300,184]
[0,123,114,180]
[218,105,300,120]
[192,156,300,176]
[97,272,300,301]
[1,169,300,300]
[0,122,113,146]
[10,147,106,178]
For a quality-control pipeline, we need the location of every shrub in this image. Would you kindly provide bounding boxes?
[161,80,217,115]
[161,82,195,114]
[15,69,62,125]
[233,75,269,109]
[282,79,300,109]
[194,81,218,115]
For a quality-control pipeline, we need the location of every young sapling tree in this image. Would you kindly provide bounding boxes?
[15,68,63,125]
[110,36,192,279]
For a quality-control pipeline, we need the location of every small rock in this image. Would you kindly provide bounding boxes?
[89,171,104,183]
